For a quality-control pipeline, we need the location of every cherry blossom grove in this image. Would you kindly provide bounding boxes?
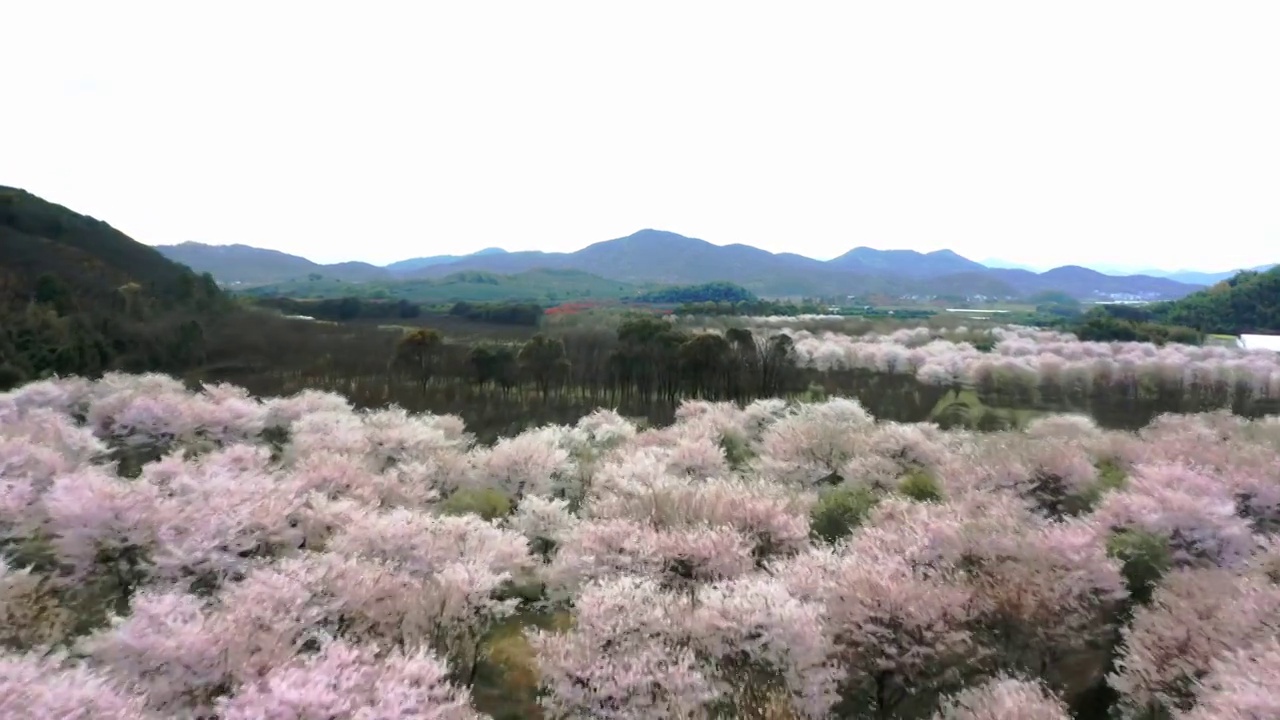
[2,370,1279,718]
[776,325,1280,398]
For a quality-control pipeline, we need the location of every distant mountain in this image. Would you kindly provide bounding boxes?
[385,247,508,274]
[979,258,1044,272]
[402,229,1203,300]
[828,247,987,276]
[992,266,1197,300]
[160,243,519,284]
[158,229,1206,301]
[397,230,873,297]
[156,242,392,285]
[1088,263,1277,286]
[1157,265,1277,286]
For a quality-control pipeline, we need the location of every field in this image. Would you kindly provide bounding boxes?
[4,318,1280,719]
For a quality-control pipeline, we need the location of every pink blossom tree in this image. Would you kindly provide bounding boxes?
[0,650,155,719]
[216,638,486,720]
[932,676,1071,720]
[528,575,718,719]
[1109,567,1280,717]
[1181,637,1280,720]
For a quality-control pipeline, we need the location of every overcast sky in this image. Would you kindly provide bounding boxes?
[5,2,1279,271]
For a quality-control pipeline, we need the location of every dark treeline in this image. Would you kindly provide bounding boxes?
[251,296,546,327]
[188,310,1279,444]
[635,281,758,304]
[251,296,423,321]
[0,270,222,390]
[387,316,806,406]
[1068,307,1204,345]
[204,315,954,441]
[675,298,826,316]
[448,301,543,327]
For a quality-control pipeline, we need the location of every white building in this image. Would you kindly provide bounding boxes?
[1238,334,1280,352]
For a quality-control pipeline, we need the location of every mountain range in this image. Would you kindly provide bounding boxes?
[979,259,1278,285]
[156,230,1226,301]
[1141,265,1277,285]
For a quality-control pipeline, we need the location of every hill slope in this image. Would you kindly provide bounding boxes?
[1150,266,1280,334]
[157,242,393,285]
[827,247,987,276]
[0,186,226,386]
[0,187,221,307]
[1158,264,1278,286]
[986,266,1198,300]
[384,247,508,273]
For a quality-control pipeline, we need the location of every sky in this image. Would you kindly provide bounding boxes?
[5,2,1279,272]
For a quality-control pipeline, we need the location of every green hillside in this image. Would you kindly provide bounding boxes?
[0,186,226,387]
[1150,266,1280,334]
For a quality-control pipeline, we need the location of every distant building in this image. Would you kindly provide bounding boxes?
[1238,334,1280,352]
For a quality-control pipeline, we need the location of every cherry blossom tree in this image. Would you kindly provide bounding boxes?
[0,650,154,719]
[932,676,1071,720]
[217,638,486,720]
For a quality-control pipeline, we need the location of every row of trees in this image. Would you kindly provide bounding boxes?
[1068,309,1204,345]
[633,281,759,304]
[250,296,423,321]
[390,317,807,406]
[370,316,1280,440]
[674,298,827,316]
[447,301,543,327]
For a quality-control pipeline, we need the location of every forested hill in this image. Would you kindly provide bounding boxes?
[1148,266,1280,334]
[0,187,211,297]
[0,186,227,388]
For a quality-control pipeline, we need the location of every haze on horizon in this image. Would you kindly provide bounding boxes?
[4,1,1278,273]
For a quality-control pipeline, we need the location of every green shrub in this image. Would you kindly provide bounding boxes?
[898,469,944,503]
[1077,459,1128,511]
[718,431,755,471]
[441,488,514,521]
[1106,528,1172,606]
[1096,459,1128,491]
[801,382,828,402]
[810,485,880,544]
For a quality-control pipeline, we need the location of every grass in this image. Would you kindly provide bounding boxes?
[472,609,572,720]
[362,313,542,342]
[1205,333,1240,349]
[928,388,1044,429]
